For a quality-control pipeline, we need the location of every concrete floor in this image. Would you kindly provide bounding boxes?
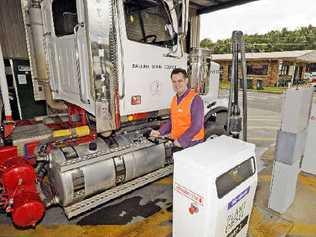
[249,147,316,237]
[1,147,316,237]
[0,91,315,236]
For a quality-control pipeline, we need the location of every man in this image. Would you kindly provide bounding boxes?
[150,68,204,148]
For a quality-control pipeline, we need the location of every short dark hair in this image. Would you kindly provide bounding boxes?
[170,68,188,79]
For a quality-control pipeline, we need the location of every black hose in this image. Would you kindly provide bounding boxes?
[37,162,49,181]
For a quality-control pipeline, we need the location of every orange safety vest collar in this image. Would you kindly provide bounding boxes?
[170,90,204,141]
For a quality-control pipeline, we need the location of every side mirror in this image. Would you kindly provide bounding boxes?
[163,0,178,34]
[163,0,188,37]
[163,0,189,57]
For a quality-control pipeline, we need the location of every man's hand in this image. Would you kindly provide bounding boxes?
[150,130,160,138]
[173,140,182,147]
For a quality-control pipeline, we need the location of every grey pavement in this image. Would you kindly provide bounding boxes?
[1,90,314,226]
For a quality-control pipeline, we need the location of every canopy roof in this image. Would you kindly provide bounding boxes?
[190,0,258,14]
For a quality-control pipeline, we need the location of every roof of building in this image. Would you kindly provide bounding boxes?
[212,50,316,63]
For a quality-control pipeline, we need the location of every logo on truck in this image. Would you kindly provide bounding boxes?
[131,64,177,70]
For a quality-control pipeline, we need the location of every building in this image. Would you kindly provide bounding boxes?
[212,50,316,87]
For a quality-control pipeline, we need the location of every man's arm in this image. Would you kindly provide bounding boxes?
[159,119,171,136]
[150,119,171,137]
[177,96,204,148]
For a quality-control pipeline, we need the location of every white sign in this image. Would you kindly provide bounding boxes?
[17,74,27,85]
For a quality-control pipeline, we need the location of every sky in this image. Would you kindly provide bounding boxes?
[200,0,316,41]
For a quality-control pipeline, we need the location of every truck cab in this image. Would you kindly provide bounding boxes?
[24,0,224,134]
[38,0,185,132]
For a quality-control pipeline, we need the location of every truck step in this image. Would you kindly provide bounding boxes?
[64,165,173,218]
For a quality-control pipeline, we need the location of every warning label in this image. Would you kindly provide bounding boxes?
[175,182,204,206]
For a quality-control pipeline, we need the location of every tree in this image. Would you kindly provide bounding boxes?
[200,25,316,53]
[200,38,214,48]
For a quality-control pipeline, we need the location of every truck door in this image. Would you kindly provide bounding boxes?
[41,0,93,113]
[118,0,187,116]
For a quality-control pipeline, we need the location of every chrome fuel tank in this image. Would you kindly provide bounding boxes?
[49,134,166,206]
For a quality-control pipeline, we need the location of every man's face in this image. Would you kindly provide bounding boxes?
[171,73,188,96]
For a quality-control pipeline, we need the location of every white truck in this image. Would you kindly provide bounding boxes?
[0,0,230,227]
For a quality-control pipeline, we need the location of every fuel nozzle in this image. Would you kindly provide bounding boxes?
[229,104,242,138]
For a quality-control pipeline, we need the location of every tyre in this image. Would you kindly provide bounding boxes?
[204,111,227,139]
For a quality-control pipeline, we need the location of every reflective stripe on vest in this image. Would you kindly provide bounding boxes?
[170,90,204,141]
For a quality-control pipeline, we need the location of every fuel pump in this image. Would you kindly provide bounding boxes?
[227,31,248,141]
[173,135,257,237]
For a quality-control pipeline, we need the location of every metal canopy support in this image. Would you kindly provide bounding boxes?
[0,44,15,137]
[0,44,11,119]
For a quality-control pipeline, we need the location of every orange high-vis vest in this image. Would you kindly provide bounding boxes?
[170,90,204,141]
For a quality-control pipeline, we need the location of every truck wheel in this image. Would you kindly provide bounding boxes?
[204,111,227,139]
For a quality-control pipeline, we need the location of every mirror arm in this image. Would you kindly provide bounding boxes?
[181,0,189,36]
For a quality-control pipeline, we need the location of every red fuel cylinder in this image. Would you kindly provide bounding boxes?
[11,190,45,227]
[0,146,45,227]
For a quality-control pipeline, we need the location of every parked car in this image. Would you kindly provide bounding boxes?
[305,72,316,91]
[309,72,316,91]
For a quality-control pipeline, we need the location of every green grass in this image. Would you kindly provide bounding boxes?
[258,86,286,94]
[219,80,286,94]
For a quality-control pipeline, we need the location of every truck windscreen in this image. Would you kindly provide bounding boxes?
[124,0,176,48]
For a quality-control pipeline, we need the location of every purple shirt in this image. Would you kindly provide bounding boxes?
[159,89,204,148]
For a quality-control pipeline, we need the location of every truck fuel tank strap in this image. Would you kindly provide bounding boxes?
[113,156,126,184]
[71,169,85,200]
[60,146,79,160]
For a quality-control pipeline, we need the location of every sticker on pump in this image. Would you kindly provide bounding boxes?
[225,201,247,235]
[226,215,249,237]
[174,182,204,206]
[225,186,250,235]
[228,186,250,210]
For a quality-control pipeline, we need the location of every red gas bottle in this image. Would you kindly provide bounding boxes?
[0,146,45,227]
